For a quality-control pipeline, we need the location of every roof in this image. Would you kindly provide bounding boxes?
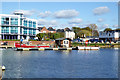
[64,28,71,31]
[47,27,55,31]
[56,29,64,32]
[55,38,71,40]
[13,11,24,15]
[38,27,43,31]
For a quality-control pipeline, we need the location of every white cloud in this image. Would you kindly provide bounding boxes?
[38,19,48,25]
[54,9,79,19]
[97,18,104,22]
[50,20,58,25]
[102,24,109,27]
[68,18,83,24]
[38,11,51,18]
[93,6,110,15]
[113,24,119,28]
[38,19,58,26]
[13,10,36,17]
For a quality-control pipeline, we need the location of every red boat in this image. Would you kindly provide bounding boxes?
[15,43,50,48]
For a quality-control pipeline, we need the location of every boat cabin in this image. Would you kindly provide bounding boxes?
[55,38,71,47]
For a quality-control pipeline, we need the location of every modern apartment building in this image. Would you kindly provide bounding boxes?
[0,12,38,40]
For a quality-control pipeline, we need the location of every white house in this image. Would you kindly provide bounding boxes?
[65,31,75,40]
[99,30,120,41]
[0,12,38,40]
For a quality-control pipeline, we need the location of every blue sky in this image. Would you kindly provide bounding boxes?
[2,2,118,30]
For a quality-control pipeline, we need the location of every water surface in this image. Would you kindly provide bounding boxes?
[2,48,118,78]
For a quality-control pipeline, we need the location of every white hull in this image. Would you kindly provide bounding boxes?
[78,46,100,50]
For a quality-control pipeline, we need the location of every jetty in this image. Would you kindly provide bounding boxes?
[15,47,77,51]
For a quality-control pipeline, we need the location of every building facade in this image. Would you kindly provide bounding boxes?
[55,38,71,47]
[0,12,38,40]
[99,30,120,41]
[65,31,75,40]
[38,27,56,33]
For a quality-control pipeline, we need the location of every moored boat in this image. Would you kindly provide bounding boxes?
[15,43,50,48]
[78,46,100,50]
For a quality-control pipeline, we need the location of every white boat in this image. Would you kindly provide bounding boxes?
[78,46,100,50]
[2,66,5,70]
[77,47,85,50]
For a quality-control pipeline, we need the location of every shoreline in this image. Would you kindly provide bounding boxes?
[0,41,120,48]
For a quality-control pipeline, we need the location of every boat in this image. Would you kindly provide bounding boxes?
[2,66,5,70]
[78,46,100,50]
[15,43,50,48]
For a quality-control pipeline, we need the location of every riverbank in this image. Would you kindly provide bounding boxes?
[72,42,120,48]
[0,41,120,48]
[0,41,54,47]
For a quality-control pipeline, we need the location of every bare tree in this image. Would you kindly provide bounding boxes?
[89,24,98,37]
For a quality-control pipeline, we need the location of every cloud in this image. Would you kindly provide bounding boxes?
[97,18,104,22]
[68,18,83,24]
[113,24,119,28]
[38,19,58,26]
[38,19,48,25]
[38,11,51,18]
[93,6,110,15]
[99,24,110,30]
[54,9,79,19]
[13,10,36,17]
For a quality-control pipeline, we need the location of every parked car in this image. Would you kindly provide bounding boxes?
[112,40,117,43]
[1,42,8,45]
[89,39,99,43]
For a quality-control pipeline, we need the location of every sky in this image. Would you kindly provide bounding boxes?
[1,2,119,31]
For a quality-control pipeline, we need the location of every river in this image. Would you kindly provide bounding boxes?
[1,48,118,78]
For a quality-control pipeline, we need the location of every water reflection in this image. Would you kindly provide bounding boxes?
[62,50,71,54]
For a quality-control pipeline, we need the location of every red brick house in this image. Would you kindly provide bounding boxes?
[47,27,56,33]
[38,27,49,33]
[38,27,56,33]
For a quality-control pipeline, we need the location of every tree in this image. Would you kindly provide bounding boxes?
[89,24,98,36]
[53,33,61,39]
[36,33,44,41]
[58,32,64,38]
[104,28,112,32]
[77,30,92,38]
[92,30,99,37]
[82,27,92,31]
[115,28,120,31]
[72,27,81,38]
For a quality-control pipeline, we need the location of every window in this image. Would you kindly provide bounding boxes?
[11,27,18,34]
[109,33,111,36]
[20,14,23,17]
[11,18,18,25]
[33,22,36,28]
[29,29,32,35]
[29,21,32,27]
[23,28,27,34]
[64,40,68,44]
[20,27,22,34]
[1,27,9,33]
[20,18,22,25]
[1,17,9,25]
[24,20,27,27]
[33,29,36,35]
[43,31,46,33]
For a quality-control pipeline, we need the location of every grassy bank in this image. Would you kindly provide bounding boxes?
[72,42,120,48]
[0,39,20,41]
